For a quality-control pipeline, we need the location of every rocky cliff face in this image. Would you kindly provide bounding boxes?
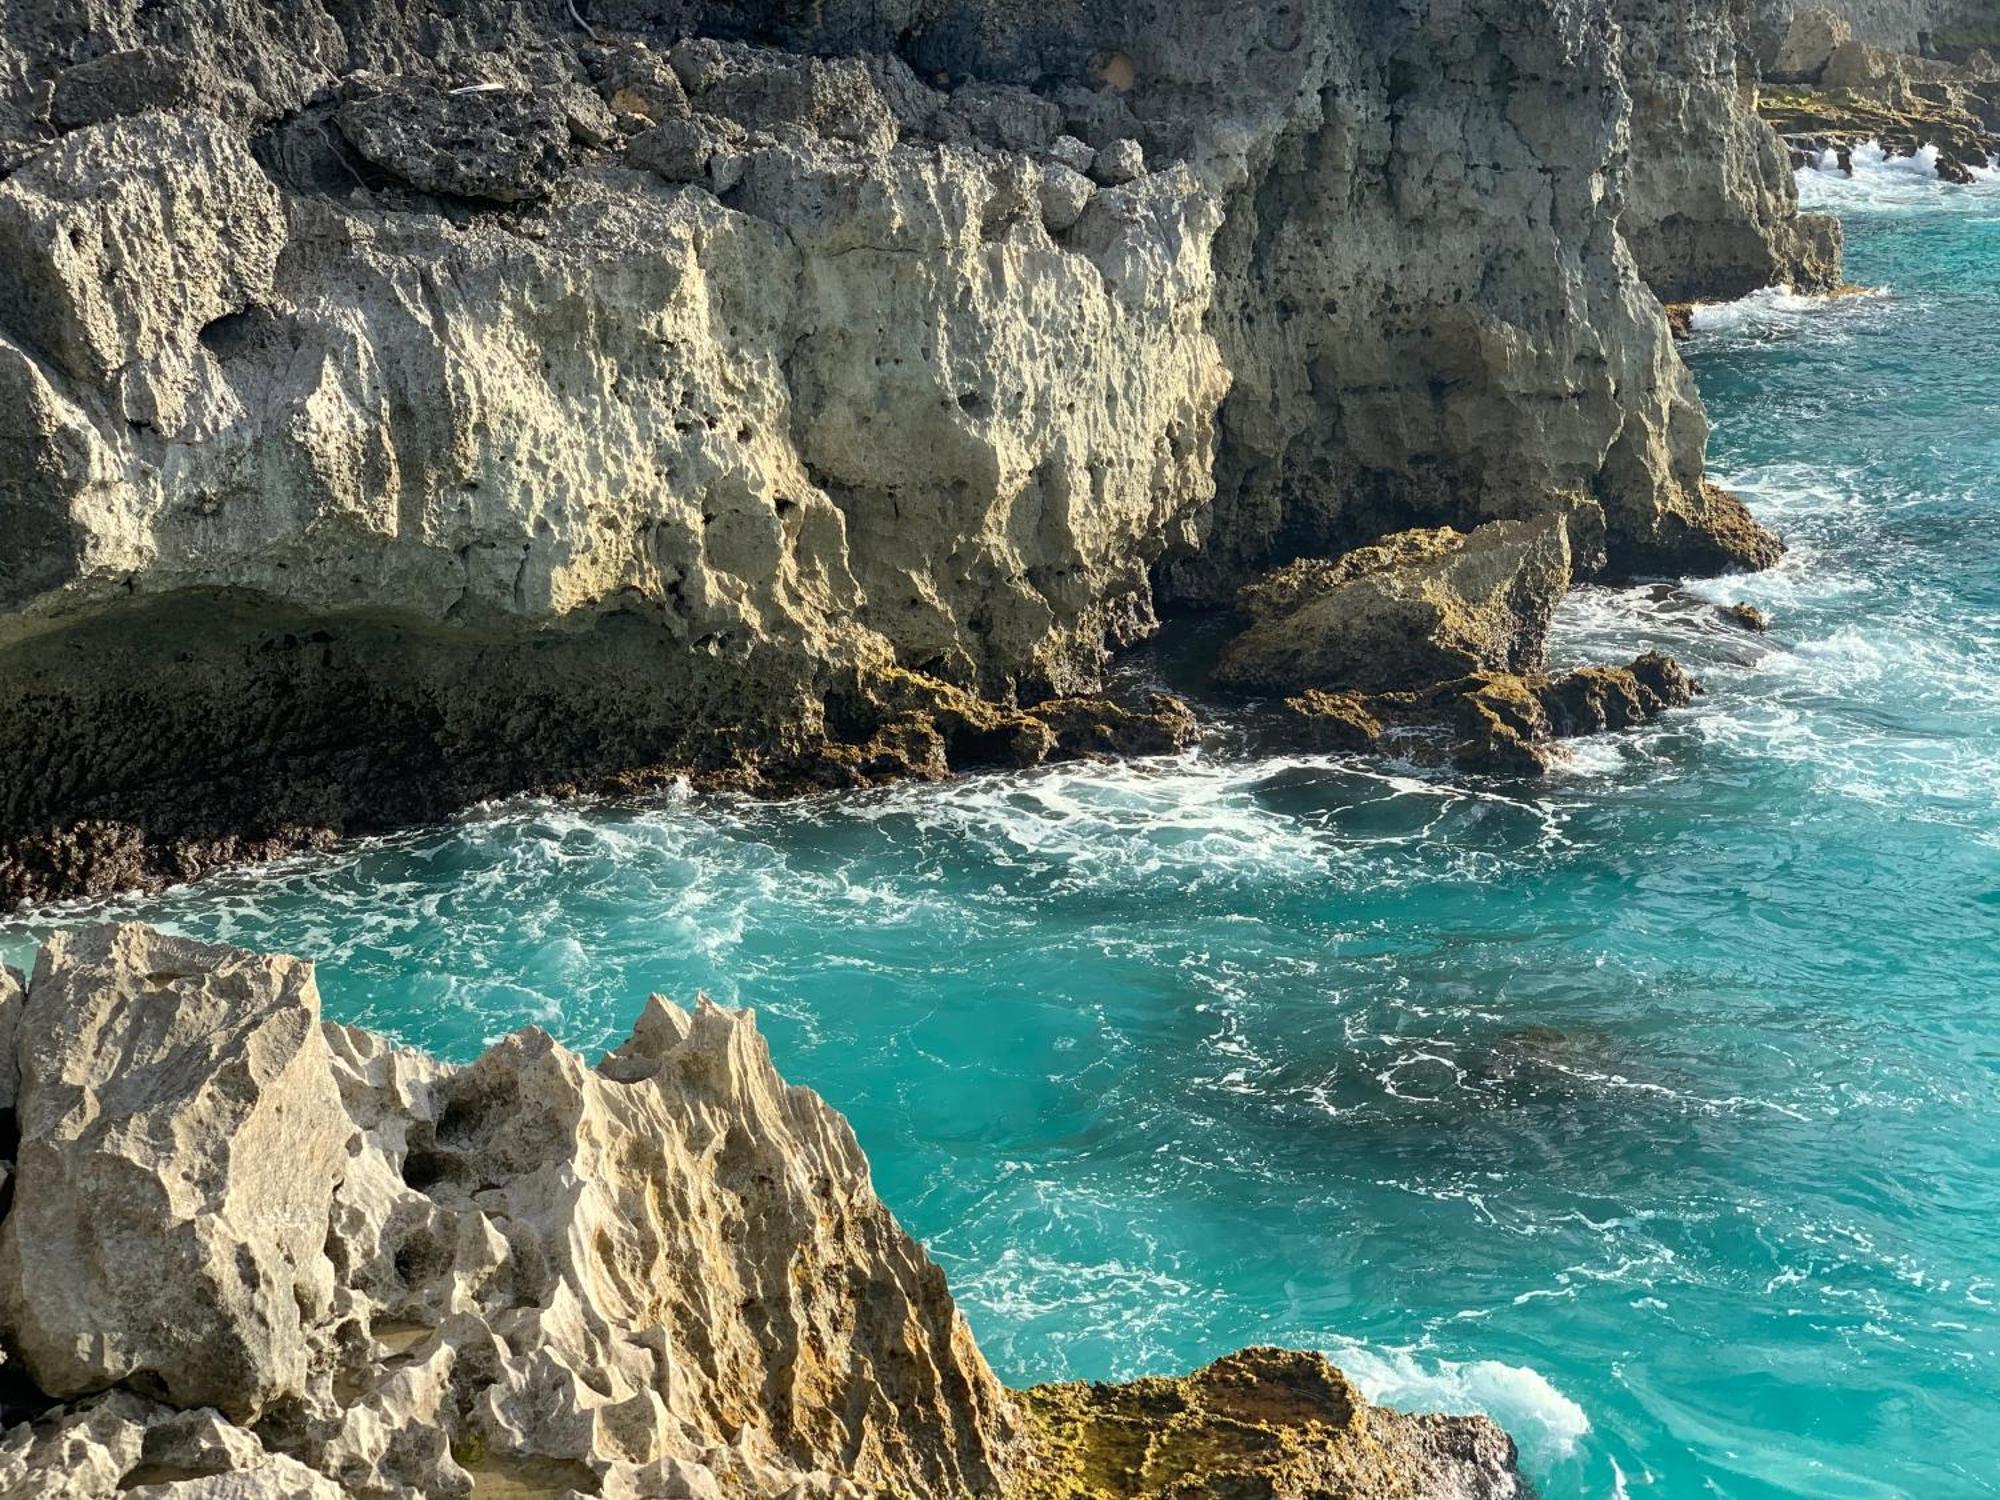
[0,925,1530,1498]
[1615,0,1844,301]
[0,0,1817,904]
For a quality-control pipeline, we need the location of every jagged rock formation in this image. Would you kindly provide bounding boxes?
[1747,1,2000,181]
[1277,652,1700,774]
[0,0,1813,903]
[0,925,1531,1498]
[1213,509,1704,773]
[1616,0,1844,301]
[1215,513,1580,696]
[1747,0,2000,63]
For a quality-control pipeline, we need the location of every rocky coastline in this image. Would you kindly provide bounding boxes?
[0,0,1842,907]
[0,924,1531,1499]
[1755,4,2000,181]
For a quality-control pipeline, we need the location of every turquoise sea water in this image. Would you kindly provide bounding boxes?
[5,149,1997,1497]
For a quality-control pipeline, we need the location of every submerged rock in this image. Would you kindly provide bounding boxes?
[0,926,1530,1498]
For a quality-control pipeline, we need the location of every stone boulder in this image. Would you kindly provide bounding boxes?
[336,81,573,203]
[1276,652,1700,775]
[1215,513,1577,696]
[0,926,349,1421]
[1769,7,1854,82]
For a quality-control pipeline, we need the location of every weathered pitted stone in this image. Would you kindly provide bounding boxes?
[0,962,20,1112]
[1037,161,1095,230]
[47,47,209,130]
[1018,1348,1528,1500]
[0,111,284,406]
[1618,0,1845,301]
[1216,514,1576,696]
[1771,7,1856,79]
[0,926,348,1421]
[0,2,1806,901]
[1276,652,1700,775]
[335,81,573,203]
[0,928,1529,1497]
[1089,137,1144,185]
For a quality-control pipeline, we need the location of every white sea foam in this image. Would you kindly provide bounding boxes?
[1795,140,2000,214]
[1327,1339,1593,1471]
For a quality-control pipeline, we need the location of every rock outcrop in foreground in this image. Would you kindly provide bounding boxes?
[0,0,1818,904]
[0,926,1530,1498]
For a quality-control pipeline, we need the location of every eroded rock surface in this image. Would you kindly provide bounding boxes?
[1215,513,1579,696]
[1279,652,1701,775]
[0,926,1530,1499]
[0,0,1809,901]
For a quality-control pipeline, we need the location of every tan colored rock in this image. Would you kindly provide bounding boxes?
[0,962,22,1113]
[1216,514,1576,696]
[1276,652,1699,776]
[1771,7,1855,80]
[1018,1348,1528,1500]
[0,110,284,428]
[0,926,349,1421]
[0,926,1528,1498]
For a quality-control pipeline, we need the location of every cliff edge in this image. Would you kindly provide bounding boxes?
[0,0,1827,904]
[0,925,1530,1498]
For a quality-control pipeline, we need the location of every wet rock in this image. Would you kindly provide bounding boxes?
[810,669,1196,784]
[0,926,348,1420]
[1274,653,1697,775]
[1216,513,1577,696]
[1018,1347,1527,1500]
[1277,690,1387,753]
[1720,600,1771,631]
[1441,652,1700,774]
[335,81,572,203]
[1027,693,1199,759]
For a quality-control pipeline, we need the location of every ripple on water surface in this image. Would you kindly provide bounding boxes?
[6,150,2000,1499]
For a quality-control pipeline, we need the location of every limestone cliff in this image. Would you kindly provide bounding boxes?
[0,925,1530,1498]
[0,0,1816,904]
[1615,0,1844,301]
